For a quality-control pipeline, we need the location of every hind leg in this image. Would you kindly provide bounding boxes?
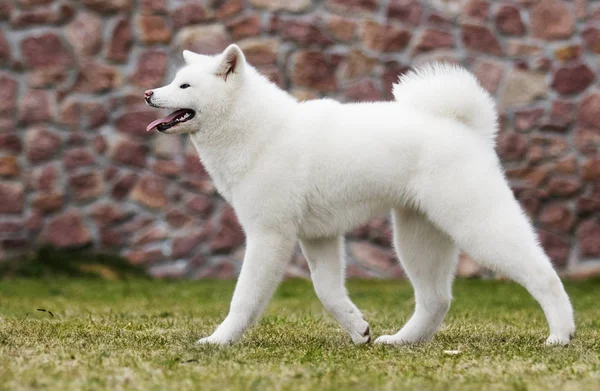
[375,208,459,345]
[300,237,371,344]
[421,169,575,344]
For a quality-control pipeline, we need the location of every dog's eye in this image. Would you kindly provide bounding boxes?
[180,83,190,89]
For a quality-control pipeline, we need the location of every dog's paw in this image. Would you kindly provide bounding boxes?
[349,317,371,344]
[374,335,400,345]
[351,324,371,345]
[545,334,572,346]
[374,334,417,346]
[196,335,232,346]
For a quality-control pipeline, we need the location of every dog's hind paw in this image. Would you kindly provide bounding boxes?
[196,335,233,346]
[374,335,403,345]
[545,334,571,346]
[374,333,422,345]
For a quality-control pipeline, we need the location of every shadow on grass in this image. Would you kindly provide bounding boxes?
[0,246,148,280]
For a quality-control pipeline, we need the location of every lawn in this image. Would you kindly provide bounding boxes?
[1,278,599,390]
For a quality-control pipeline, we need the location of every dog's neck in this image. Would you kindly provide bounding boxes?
[189,69,296,203]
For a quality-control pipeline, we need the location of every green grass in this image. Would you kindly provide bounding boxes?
[1,278,599,390]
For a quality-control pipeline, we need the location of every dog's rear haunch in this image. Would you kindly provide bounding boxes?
[145,44,575,346]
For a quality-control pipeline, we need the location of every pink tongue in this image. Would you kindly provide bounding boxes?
[146,109,188,132]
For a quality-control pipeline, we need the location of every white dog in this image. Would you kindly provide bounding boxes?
[145,44,575,346]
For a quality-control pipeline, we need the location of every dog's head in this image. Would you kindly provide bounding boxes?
[144,44,246,134]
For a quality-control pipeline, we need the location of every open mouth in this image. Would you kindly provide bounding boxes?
[146,109,196,132]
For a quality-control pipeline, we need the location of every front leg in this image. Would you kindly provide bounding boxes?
[197,230,296,345]
[300,237,370,344]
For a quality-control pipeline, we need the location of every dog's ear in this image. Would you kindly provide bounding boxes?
[216,44,245,81]
[182,50,205,65]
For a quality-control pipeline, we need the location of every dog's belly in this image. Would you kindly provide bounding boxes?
[297,200,390,239]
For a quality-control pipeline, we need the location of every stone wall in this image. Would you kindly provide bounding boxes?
[0,0,599,279]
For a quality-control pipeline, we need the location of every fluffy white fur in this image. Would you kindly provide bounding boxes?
[146,45,575,346]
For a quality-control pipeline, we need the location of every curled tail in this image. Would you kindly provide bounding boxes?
[392,63,498,143]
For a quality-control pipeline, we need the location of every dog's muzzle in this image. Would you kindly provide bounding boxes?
[144,90,153,104]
